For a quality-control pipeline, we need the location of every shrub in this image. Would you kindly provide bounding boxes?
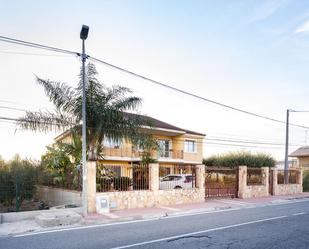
[303,171,309,192]
[203,152,275,168]
[0,155,38,212]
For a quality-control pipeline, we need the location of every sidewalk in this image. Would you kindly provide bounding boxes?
[1,193,309,236]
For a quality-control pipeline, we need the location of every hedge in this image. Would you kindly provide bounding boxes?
[303,171,309,192]
[203,152,276,168]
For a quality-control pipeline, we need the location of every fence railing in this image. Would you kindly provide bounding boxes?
[96,164,149,192]
[157,150,184,160]
[204,167,238,198]
[102,147,141,158]
[159,165,196,190]
[277,170,298,184]
[247,168,263,185]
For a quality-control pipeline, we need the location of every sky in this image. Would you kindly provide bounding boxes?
[1,0,309,161]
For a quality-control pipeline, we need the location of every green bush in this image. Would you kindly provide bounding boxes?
[303,171,309,192]
[203,152,275,168]
[0,155,38,212]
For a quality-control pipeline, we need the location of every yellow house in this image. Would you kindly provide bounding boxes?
[54,113,205,191]
[290,146,309,169]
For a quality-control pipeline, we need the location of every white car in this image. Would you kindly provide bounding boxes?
[159,174,194,190]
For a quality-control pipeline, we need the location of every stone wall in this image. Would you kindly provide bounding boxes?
[97,188,205,210]
[271,168,303,195]
[275,184,303,195]
[238,166,269,199]
[36,185,82,207]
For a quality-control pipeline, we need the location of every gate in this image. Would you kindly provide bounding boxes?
[205,167,238,198]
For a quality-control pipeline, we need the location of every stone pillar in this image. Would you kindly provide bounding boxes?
[238,166,247,199]
[87,161,97,213]
[297,168,303,193]
[149,163,159,191]
[261,167,269,196]
[272,168,278,196]
[196,165,205,189]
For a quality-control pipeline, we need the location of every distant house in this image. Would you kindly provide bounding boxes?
[289,146,309,169]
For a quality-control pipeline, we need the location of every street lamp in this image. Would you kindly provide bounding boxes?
[80,24,89,216]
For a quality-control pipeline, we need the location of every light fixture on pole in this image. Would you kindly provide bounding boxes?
[80,24,89,216]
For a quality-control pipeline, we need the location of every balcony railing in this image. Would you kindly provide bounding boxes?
[102,147,141,158]
[157,150,184,160]
[102,147,183,160]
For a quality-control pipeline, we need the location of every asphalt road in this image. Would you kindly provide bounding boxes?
[1,199,309,249]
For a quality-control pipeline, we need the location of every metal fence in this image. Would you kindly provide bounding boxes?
[277,170,298,184]
[159,165,196,190]
[247,168,263,185]
[37,169,82,191]
[204,167,238,198]
[0,171,37,212]
[96,164,149,192]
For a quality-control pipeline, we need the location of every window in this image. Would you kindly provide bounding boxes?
[103,139,122,148]
[158,139,171,157]
[184,140,196,153]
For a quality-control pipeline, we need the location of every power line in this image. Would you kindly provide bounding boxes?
[1,35,308,130]
[88,57,309,130]
[0,50,72,57]
[0,116,304,149]
[0,35,79,56]
[0,105,26,112]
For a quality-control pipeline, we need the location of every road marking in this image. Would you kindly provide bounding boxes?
[159,206,181,211]
[13,207,241,238]
[110,215,288,249]
[13,198,309,238]
[292,212,306,216]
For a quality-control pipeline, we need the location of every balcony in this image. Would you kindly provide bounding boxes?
[157,149,184,160]
[102,147,141,158]
[102,147,183,161]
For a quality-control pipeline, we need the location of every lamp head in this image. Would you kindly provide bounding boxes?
[80,25,89,40]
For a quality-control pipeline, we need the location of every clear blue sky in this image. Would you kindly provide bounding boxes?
[1,0,309,160]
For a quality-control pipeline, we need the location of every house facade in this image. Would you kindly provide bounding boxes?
[290,146,309,169]
[55,114,205,181]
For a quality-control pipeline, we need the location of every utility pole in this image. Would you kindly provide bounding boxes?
[284,109,290,184]
[80,25,89,216]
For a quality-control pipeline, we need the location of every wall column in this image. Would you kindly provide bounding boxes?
[272,168,278,196]
[261,167,269,196]
[196,165,205,189]
[149,163,159,191]
[87,161,97,213]
[238,166,247,199]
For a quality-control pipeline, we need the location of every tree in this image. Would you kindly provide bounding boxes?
[40,132,84,189]
[18,63,147,160]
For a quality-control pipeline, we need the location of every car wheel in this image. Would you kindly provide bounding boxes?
[174,186,182,189]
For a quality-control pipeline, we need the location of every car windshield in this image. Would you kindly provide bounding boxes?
[162,175,182,181]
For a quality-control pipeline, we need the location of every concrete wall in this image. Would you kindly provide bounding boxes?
[97,188,205,210]
[36,185,82,207]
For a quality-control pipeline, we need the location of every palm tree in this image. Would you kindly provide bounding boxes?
[18,63,147,160]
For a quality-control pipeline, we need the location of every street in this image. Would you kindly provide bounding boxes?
[1,199,309,249]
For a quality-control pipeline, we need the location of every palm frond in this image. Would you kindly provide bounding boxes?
[36,76,75,113]
[18,111,75,133]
